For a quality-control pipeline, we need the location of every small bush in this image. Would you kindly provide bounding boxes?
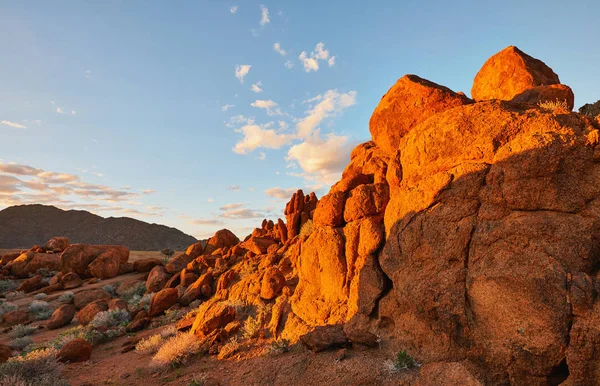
[33,293,47,300]
[242,315,262,339]
[9,336,33,351]
[0,348,67,386]
[218,337,240,359]
[135,334,164,355]
[267,338,290,356]
[188,373,208,386]
[46,326,88,349]
[28,300,52,320]
[538,99,568,112]
[0,279,17,294]
[139,292,155,310]
[102,284,117,297]
[89,309,131,329]
[0,301,18,320]
[299,219,314,239]
[165,308,185,322]
[35,268,56,278]
[384,350,419,373]
[151,332,201,368]
[120,282,147,303]
[10,324,37,339]
[160,325,178,339]
[58,292,74,304]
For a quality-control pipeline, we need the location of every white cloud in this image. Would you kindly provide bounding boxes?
[251,99,278,115]
[296,89,357,138]
[220,202,243,210]
[273,42,287,56]
[287,131,354,187]
[222,104,235,112]
[284,60,295,69]
[191,218,224,226]
[228,185,241,191]
[71,110,76,115]
[1,120,26,129]
[207,197,215,202]
[299,42,336,72]
[233,123,294,154]
[259,152,266,160]
[260,4,270,26]
[235,64,251,83]
[56,108,64,114]
[265,187,297,199]
[251,81,263,93]
[230,5,238,14]
[221,208,265,219]
[142,189,156,194]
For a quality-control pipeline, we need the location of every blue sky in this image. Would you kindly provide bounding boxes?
[1,0,599,240]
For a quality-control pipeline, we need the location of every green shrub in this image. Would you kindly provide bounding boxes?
[9,336,33,351]
[89,309,130,329]
[57,292,74,304]
[34,268,56,278]
[28,300,52,320]
[139,292,154,310]
[299,219,314,239]
[384,350,419,372]
[119,282,147,303]
[0,280,17,294]
[0,348,67,386]
[10,324,37,339]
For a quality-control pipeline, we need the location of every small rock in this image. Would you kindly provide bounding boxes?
[57,338,92,363]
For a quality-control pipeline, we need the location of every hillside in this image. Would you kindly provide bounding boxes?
[0,204,197,250]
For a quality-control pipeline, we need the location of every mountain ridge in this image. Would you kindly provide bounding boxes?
[0,204,197,250]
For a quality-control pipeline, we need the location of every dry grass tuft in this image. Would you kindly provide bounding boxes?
[150,332,201,368]
[538,99,568,112]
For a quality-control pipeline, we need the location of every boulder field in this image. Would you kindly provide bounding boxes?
[2,45,600,385]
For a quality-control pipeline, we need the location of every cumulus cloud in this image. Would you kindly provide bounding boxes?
[260,4,270,26]
[222,104,235,112]
[273,43,287,56]
[235,64,251,83]
[230,5,238,14]
[250,81,263,93]
[287,131,355,187]
[298,42,336,72]
[250,99,284,116]
[265,187,297,200]
[233,123,294,154]
[1,120,26,129]
[296,89,357,138]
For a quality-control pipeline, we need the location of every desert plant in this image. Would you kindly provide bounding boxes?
[119,281,147,303]
[28,300,52,320]
[10,324,37,339]
[0,348,67,386]
[151,332,201,368]
[135,334,164,355]
[267,338,290,356]
[538,99,568,111]
[34,268,56,278]
[242,315,262,339]
[160,325,178,339]
[165,308,185,322]
[46,326,88,349]
[9,336,33,351]
[188,373,209,386]
[0,279,17,294]
[89,309,131,329]
[139,292,155,310]
[102,284,118,297]
[33,293,47,300]
[58,292,74,304]
[384,350,419,373]
[0,300,17,320]
[161,248,175,262]
[299,219,314,239]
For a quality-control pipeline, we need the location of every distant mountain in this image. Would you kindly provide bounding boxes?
[0,204,197,250]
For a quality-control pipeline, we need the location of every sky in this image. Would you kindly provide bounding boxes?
[1,0,599,240]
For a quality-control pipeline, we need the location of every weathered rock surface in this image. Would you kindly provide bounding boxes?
[146,265,170,293]
[45,236,69,253]
[204,229,239,255]
[73,289,112,310]
[6,251,60,278]
[60,244,129,278]
[47,304,76,329]
[57,338,92,363]
[148,288,178,317]
[77,299,109,326]
[471,45,560,101]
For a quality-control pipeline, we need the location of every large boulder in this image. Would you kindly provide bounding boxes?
[511,84,575,111]
[60,272,83,289]
[87,250,121,279]
[44,237,69,253]
[73,288,112,310]
[190,302,236,337]
[57,338,92,363]
[179,272,213,306]
[133,258,163,273]
[369,74,471,155]
[6,252,60,278]
[60,244,129,278]
[165,253,194,274]
[260,267,285,300]
[77,299,109,326]
[204,229,240,254]
[147,288,179,317]
[146,265,170,293]
[47,304,76,329]
[186,241,204,259]
[16,275,46,293]
[471,45,560,101]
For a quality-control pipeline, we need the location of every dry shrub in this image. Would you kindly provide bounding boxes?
[150,332,201,368]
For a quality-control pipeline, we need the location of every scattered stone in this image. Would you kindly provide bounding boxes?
[76,300,109,326]
[57,338,92,363]
[300,325,348,353]
[47,304,76,329]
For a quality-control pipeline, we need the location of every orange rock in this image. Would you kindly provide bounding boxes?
[44,237,69,253]
[108,298,128,311]
[16,275,46,293]
[76,299,108,325]
[165,253,194,274]
[57,338,92,363]
[88,250,121,279]
[47,304,75,329]
[148,288,178,317]
[241,237,277,255]
[416,362,482,386]
[511,84,574,111]
[73,288,111,310]
[179,272,213,306]
[369,74,471,155]
[191,301,236,337]
[0,344,12,363]
[260,267,285,300]
[343,183,389,223]
[313,191,346,227]
[186,241,205,259]
[2,310,28,326]
[0,252,20,266]
[133,258,163,273]
[60,244,129,278]
[204,229,240,254]
[6,251,60,278]
[146,265,170,292]
[60,272,83,289]
[471,45,560,101]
